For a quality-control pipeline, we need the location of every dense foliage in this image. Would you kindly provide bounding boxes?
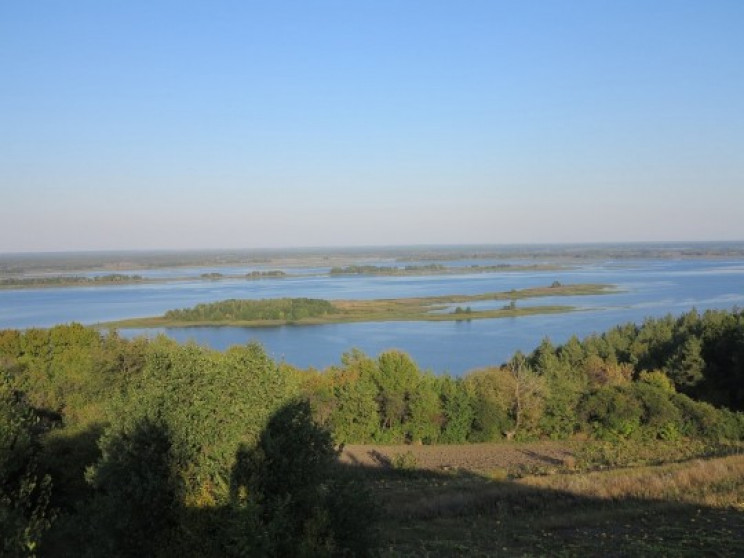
[0,374,54,556]
[301,336,744,445]
[0,329,368,556]
[0,307,742,554]
[164,297,336,322]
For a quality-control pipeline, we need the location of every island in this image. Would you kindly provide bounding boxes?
[101,282,614,328]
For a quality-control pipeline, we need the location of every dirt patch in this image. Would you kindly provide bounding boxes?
[340,441,577,474]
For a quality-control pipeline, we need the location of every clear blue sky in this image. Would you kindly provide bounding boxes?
[2,1,743,252]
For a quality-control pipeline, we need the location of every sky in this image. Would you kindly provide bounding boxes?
[1,1,743,252]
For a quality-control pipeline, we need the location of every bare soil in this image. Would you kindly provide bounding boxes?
[340,441,576,474]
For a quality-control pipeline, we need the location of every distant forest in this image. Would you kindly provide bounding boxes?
[3,241,744,276]
[0,274,144,287]
[1,308,743,554]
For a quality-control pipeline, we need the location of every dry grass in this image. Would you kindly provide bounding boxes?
[522,455,744,507]
[378,455,744,523]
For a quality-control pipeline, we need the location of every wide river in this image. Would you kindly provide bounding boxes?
[2,257,743,375]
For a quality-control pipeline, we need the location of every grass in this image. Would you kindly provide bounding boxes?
[346,441,744,556]
[102,283,614,328]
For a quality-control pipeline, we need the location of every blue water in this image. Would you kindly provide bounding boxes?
[2,258,743,375]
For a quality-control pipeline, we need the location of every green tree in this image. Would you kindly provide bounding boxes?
[539,371,583,439]
[406,374,442,444]
[107,339,299,507]
[667,336,706,390]
[0,374,54,557]
[85,418,181,556]
[372,351,420,442]
[328,355,380,443]
[464,368,511,442]
[438,377,474,443]
[231,399,374,556]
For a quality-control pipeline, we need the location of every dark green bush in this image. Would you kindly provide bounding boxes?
[580,387,643,440]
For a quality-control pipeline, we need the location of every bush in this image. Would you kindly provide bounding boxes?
[580,387,643,440]
[392,451,418,470]
[673,394,744,440]
[631,382,683,440]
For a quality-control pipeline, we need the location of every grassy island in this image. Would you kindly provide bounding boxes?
[103,282,614,328]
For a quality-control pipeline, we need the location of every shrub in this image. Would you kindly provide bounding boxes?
[672,394,744,440]
[580,387,643,440]
[631,382,683,440]
[392,451,418,471]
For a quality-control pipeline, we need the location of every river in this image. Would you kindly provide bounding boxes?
[1,257,743,375]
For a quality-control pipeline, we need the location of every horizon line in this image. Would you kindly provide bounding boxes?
[2,239,744,258]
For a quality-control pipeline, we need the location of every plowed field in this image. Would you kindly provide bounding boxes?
[340,441,575,474]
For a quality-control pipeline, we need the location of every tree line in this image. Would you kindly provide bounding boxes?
[300,309,744,445]
[0,274,144,287]
[164,298,336,322]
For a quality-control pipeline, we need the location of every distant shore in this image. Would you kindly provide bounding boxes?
[3,241,743,279]
[0,263,570,289]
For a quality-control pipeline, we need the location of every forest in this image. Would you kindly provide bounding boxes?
[1,308,743,555]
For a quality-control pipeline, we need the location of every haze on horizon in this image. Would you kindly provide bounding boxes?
[2,1,743,254]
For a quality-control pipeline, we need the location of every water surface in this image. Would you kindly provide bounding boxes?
[4,257,742,375]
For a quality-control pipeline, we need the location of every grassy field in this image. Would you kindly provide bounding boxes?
[340,440,744,556]
[103,283,613,328]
